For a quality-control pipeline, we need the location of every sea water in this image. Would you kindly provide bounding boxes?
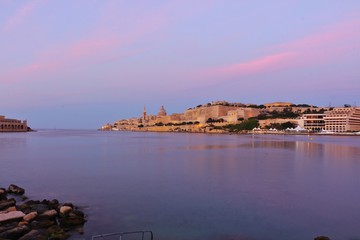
[1,130,359,240]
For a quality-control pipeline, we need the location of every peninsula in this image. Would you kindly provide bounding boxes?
[100,101,360,134]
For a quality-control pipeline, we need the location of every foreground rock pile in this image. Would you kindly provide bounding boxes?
[0,184,86,240]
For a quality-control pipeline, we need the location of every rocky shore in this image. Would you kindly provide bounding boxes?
[0,184,86,240]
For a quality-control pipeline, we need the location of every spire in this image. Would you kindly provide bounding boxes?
[142,105,147,122]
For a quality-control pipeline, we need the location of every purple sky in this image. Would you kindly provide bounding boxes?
[1,1,359,129]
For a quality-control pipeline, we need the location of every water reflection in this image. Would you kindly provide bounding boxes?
[1,131,360,240]
[179,136,360,161]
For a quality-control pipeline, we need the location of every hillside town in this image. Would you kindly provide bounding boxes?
[101,101,360,134]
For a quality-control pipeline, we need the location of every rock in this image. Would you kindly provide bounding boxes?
[0,188,7,200]
[0,185,86,239]
[0,211,25,223]
[18,229,46,240]
[23,211,38,222]
[0,221,18,234]
[7,184,25,195]
[31,219,57,229]
[18,221,29,226]
[63,202,74,208]
[4,206,17,212]
[0,225,30,239]
[314,236,331,240]
[48,199,59,209]
[39,209,58,220]
[46,225,69,240]
[59,206,72,216]
[21,195,29,201]
[20,200,49,214]
[0,199,16,211]
[59,210,86,227]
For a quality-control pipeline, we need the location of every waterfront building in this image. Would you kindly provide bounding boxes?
[323,107,360,132]
[302,114,325,131]
[0,115,28,132]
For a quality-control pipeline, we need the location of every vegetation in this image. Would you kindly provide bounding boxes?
[255,108,300,119]
[206,118,225,123]
[303,108,326,114]
[265,121,296,130]
[223,119,259,132]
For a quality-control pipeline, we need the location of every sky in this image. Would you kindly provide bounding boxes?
[1,0,359,129]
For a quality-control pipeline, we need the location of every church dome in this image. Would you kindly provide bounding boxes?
[158,105,167,117]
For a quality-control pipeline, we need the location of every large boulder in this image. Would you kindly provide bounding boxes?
[19,200,49,214]
[46,225,69,240]
[0,225,30,239]
[0,221,18,234]
[18,229,46,240]
[38,210,58,220]
[314,236,331,240]
[23,212,38,222]
[0,211,25,223]
[0,188,7,200]
[59,209,86,228]
[31,219,57,229]
[59,206,72,216]
[7,184,25,195]
[0,199,16,211]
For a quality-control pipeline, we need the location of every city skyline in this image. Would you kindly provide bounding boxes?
[1,1,359,129]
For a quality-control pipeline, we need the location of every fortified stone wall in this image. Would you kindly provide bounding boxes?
[183,105,239,123]
[225,108,262,122]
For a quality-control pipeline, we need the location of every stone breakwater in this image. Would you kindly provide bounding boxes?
[0,184,86,240]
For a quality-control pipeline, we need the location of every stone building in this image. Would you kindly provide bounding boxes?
[0,115,28,132]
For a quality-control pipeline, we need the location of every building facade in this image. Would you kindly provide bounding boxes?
[0,115,28,132]
[302,114,325,131]
[323,107,360,132]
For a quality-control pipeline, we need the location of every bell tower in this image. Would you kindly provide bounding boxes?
[142,106,147,123]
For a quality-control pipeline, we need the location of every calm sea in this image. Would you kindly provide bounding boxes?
[1,130,360,240]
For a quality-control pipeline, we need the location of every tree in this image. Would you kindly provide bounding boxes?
[224,119,259,132]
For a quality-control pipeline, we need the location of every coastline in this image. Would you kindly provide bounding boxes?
[100,127,360,137]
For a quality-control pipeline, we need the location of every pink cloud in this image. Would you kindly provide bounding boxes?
[0,35,124,84]
[0,4,171,83]
[2,0,43,32]
[205,52,295,78]
[269,18,360,68]
[199,17,360,85]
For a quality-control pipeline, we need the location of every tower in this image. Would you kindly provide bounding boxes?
[142,106,147,123]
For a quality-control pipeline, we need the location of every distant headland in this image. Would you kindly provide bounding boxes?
[100,101,360,135]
